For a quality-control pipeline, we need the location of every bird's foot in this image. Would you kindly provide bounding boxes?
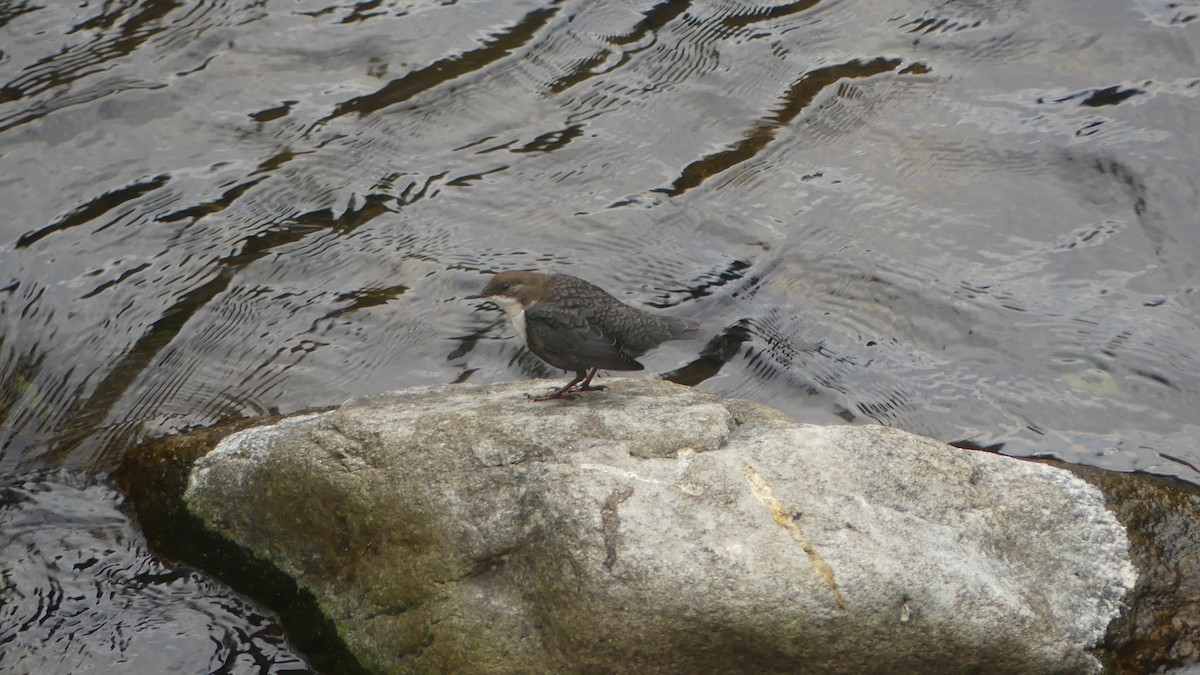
[527,371,605,401]
[528,383,581,401]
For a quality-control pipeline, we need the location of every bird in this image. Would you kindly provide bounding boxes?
[468,270,700,400]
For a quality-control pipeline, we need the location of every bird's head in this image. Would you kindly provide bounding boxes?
[468,270,551,314]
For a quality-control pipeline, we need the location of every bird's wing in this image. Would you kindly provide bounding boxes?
[525,304,644,371]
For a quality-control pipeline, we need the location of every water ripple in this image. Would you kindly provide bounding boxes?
[0,475,309,672]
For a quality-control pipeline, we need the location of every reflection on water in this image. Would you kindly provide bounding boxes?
[1,0,1198,669]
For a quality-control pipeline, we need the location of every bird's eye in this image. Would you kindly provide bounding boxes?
[498,282,510,291]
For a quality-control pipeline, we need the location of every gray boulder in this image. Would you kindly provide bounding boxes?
[184,379,1136,674]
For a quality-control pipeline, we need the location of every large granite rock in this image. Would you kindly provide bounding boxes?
[184,379,1137,674]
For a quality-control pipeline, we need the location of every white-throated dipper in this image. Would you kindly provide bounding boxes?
[469,271,700,400]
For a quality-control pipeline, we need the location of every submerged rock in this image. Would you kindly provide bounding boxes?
[184,379,1136,674]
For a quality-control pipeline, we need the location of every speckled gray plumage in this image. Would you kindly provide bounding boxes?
[523,274,699,373]
[474,270,701,398]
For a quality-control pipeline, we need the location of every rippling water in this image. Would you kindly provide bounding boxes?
[0,475,310,671]
[2,0,1198,669]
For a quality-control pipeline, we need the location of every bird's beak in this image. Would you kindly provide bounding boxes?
[464,292,486,300]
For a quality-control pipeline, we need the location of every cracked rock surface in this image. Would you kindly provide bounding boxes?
[184,379,1136,674]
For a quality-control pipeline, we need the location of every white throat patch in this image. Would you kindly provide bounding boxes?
[491,296,529,346]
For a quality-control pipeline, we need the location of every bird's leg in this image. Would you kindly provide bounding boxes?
[530,370,588,401]
[577,366,606,391]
